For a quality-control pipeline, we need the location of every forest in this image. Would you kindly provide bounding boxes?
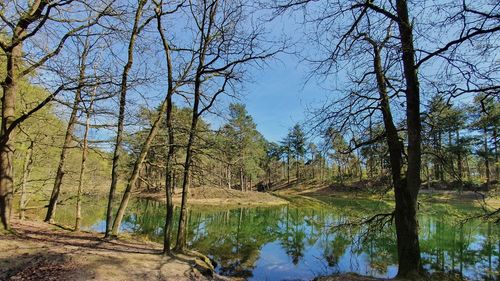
[0,0,498,281]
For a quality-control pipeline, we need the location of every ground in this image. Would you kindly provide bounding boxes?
[139,186,288,206]
[0,219,236,281]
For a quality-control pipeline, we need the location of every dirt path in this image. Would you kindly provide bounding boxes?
[0,220,233,281]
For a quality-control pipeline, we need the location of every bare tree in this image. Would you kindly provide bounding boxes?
[0,0,111,230]
[105,0,149,238]
[110,0,189,239]
[75,84,96,231]
[272,0,498,277]
[173,0,283,252]
[45,35,91,223]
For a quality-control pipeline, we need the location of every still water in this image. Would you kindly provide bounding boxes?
[51,195,499,281]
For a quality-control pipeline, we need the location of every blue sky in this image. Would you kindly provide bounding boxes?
[241,55,325,143]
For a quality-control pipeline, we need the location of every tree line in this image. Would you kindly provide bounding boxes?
[0,0,498,279]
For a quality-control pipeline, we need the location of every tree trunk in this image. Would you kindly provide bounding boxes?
[370,22,422,276]
[174,108,199,252]
[227,165,232,189]
[484,126,491,189]
[111,81,172,236]
[456,130,462,183]
[394,0,423,276]
[287,152,290,184]
[296,156,299,181]
[19,141,34,220]
[45,43,89,223]
[0,1,50,230]
[239,166,244,191]
[155,7,176,254]
[75,94,93,231]
[494,126,498,181]
[106,0,147,237]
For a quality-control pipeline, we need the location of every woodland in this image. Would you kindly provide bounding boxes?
[0,1,498,281]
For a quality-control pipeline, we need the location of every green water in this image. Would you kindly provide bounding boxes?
[42,195,499,281]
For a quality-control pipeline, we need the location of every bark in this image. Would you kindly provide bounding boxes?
[155,5,176,255]
[369,15,422,275]
[239,166,244,191]
[494,127,498,181]
[106,0,147,237]
[19,141,34,220]
[111,81,172,236]
[174,0,214,247]
[0,0,48,231]
[45,42,89,223]
[75,90,93,231]
[456,130,463,183]
[484,126,491,189]
[227,165,232,189]
[174,97,200,251]
[286,151,290,184]
[394,0,423,276]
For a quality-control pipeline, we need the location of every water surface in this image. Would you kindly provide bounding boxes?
[49,194,499,281]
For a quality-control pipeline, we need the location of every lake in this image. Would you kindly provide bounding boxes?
[49,194,499,281]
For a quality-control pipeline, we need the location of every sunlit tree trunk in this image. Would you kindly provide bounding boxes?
[75,90,93,231]
[19,141,34,220]
[106,0,147,237]
[484,126,491,189]
[45,42,89,223]
[0,0,49,231]
[155,4,177,254]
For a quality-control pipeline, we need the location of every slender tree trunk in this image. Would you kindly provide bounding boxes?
[155,7,176,254]
[174,0,219,244]
[494,127,498,181]
[19,141,34,220]
[111,82,173,236]
[227,165,232,189]
[75,92,93,231]
[239,166,244,191]
[106,0,147,237]
[45,43,89,223]
[296,156,299,181]
[484,126,491,189]
[175,107,199,252]
[457,130,462,183]
[287,152,290,184]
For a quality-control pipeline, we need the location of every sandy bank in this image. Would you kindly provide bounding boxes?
[139,187,289,207]
[0,219,237,281]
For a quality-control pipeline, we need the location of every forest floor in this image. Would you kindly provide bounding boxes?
[0,219,237,281]
[139,187,288,206]
[274,180,500,208]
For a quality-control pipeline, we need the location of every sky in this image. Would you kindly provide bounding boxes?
[240,54,327,143]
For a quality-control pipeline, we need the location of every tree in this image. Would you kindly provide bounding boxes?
[222,103,265,191]
[105,0,149,238]
[288,124,305,181]
[45,36,91,223]
[273,0,499,276]
[174,0,282,252]
[0,1,112,229]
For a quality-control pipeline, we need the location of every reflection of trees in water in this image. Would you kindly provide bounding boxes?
[112,198,499,280]
[418,215,500,280]
[278,206,306,265]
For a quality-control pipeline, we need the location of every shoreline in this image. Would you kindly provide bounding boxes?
[137,187,289,207]
[0,219,235,281]
[274,182,500,209]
